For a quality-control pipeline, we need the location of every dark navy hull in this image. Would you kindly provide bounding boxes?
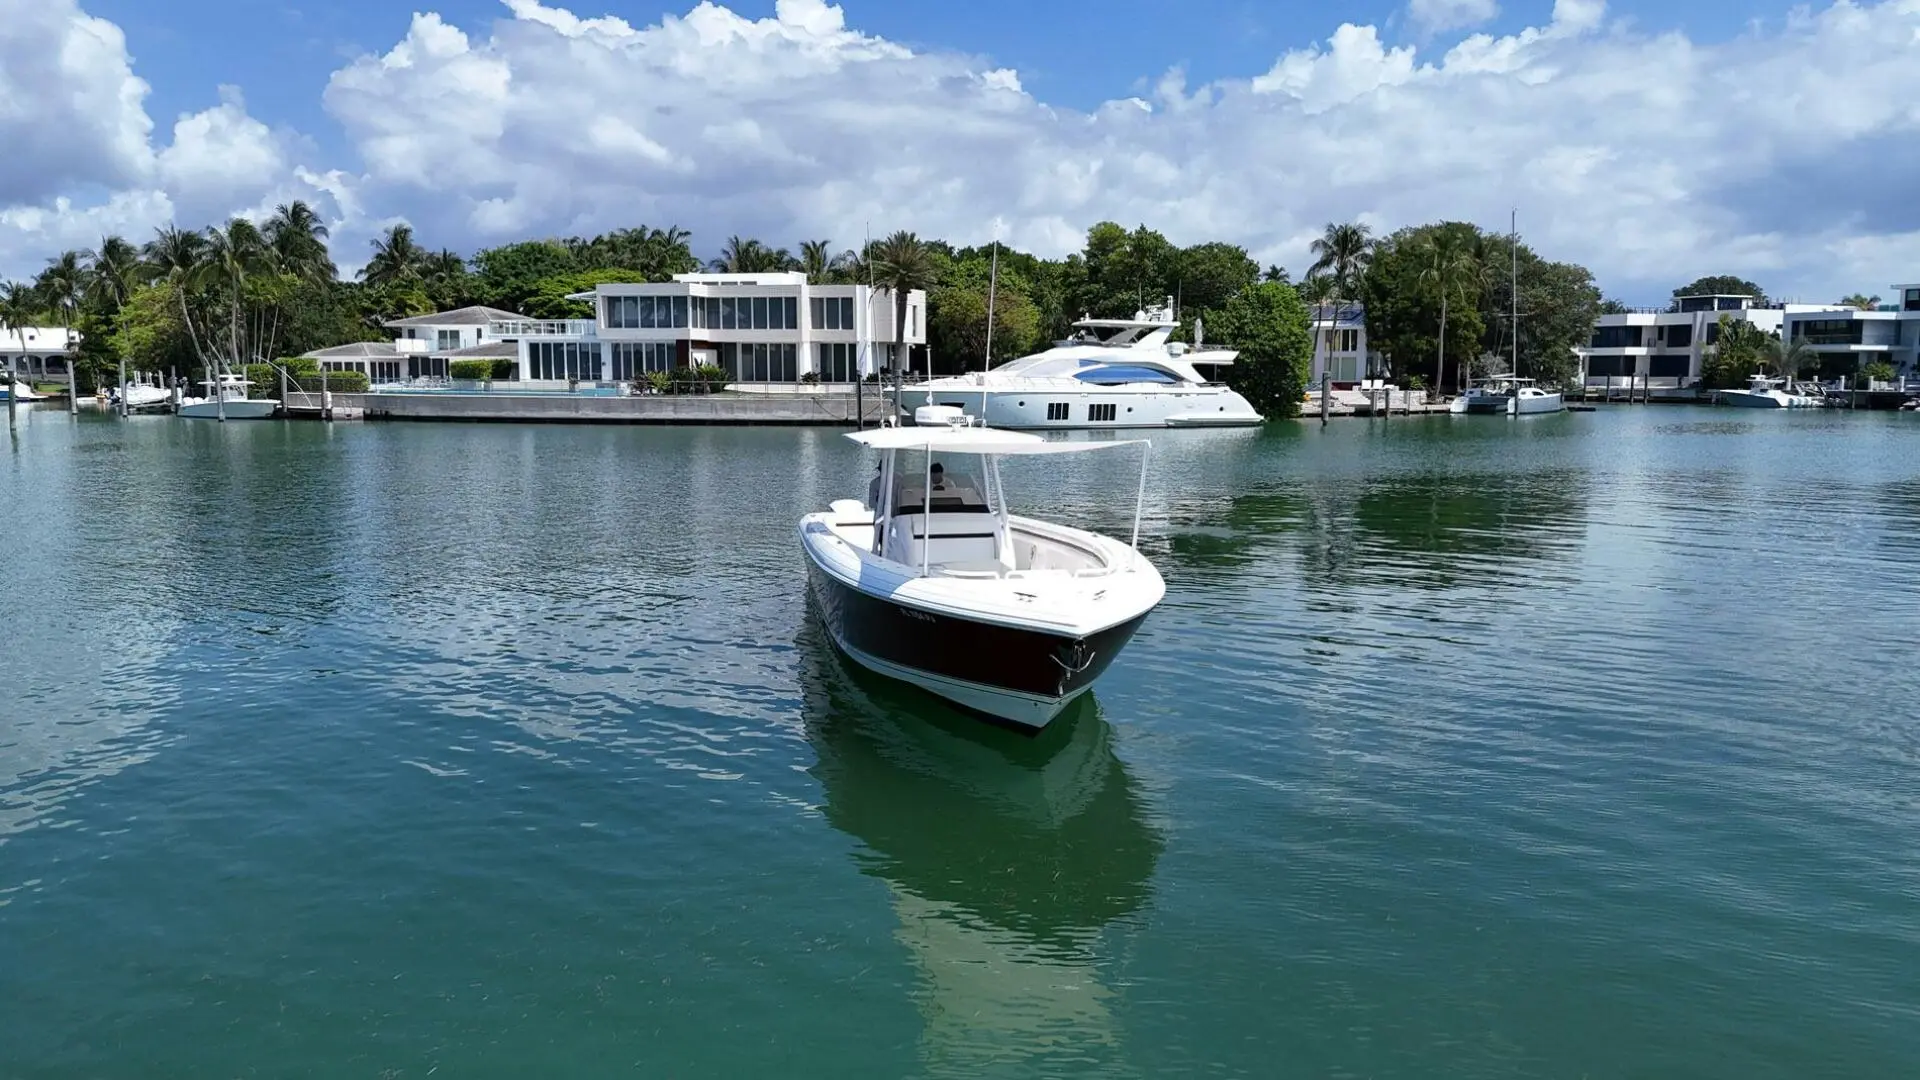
[806,562,1147,728]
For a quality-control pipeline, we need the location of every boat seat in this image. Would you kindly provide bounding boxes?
[887,511,1008,571]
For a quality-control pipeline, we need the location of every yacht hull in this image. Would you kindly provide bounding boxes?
[913,386,1262,430]
[1510,392,1565,415]
[803,560,1147,731]
[177,399,279,419]
[1716,389,1819,409]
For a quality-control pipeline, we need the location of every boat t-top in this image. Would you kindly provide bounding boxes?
[1449,374,1566,416]
[1714,373,1824,409]
[799,405,1165,729]
[908,298,1264,430]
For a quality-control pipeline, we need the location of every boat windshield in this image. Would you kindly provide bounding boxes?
[891,462,991,515]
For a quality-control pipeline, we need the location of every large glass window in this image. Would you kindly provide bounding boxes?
[816,342,859,381]
[436,329,461,351]
[751,296,768,330]
[1649,354,1690,378]
[1589,326,1643,348]
[721,297,737,330]
[782,297,797,331]
[1664,324,1693,348]
[639,296,656,329]
[1905,288,1920,312]
[673,295,688,328]
[810,297,825,329]
[1793,319,1864,346]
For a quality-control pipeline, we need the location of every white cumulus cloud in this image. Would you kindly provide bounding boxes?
[6,0,1920,305]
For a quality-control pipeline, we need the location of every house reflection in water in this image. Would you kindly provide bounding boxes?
[798,624,1162,1076]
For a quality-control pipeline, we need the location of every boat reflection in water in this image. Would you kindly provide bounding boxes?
[797,617,1162,1076]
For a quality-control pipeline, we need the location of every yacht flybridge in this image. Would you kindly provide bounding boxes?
[908,298,1263,429]
[799,406,1165,730]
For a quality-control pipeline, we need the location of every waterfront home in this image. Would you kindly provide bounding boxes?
[303,306,525,383]
[0,325,76,386]
[1780,285,1920,381]
[509,272,927,386]
[1575,293,1850,393]
[1308,302,1381,385]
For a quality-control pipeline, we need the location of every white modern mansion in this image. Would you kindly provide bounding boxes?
[1573,293,1861,390]
[1777,284,1920,380]
[305,273,927,386]
[546,272,925,384]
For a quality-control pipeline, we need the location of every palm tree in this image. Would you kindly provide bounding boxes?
[708,235,795,274]
[0,281,40,390]
[1839,293,1881,311]
[799,239,854,285]
[1765,336,1821,384]
[37,251,86,331]
[361,224,426,288]
[872,230,937,384]
[143,225,214,366]
[1308,222,1374,381]
[84,235,145,315]
[420,249,469,309]
[264,201,336,283]
[1416,233,1478,396]
[203,218,269,366]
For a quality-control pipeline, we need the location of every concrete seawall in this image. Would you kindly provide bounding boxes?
[295,391,897,425]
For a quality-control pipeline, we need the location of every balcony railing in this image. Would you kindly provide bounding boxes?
[489,319,596,338]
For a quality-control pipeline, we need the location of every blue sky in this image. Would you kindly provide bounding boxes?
[5,0,1917,301]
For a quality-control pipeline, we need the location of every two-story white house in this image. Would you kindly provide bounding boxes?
[494,272,927,386]
[1307,302,1380,385]
[1780,284,1920,381]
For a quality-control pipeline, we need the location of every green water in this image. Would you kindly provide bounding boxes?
[2,405,1917,1078]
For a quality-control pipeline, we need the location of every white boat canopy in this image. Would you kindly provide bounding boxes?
[845,427,1149,456]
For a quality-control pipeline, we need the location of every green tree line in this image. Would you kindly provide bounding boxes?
[9,206,1715,416]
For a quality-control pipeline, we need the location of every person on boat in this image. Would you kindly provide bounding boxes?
[867,462,883,510]
[929,462,946,490]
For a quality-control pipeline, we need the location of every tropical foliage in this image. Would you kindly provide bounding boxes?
[1672,275,1767,306]
[1359,221,1599,389]
[7,202,1617,404]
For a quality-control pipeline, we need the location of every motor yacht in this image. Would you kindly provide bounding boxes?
[799,405,1165,729]
[1714,374,1824,409]
[907,299,1263,429]
[1450,375,1565,415]
[177,373,278,419]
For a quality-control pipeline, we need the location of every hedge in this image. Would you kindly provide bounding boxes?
[449,359,495,381]
[291,371,370,393]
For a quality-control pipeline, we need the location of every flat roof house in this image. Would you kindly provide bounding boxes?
[1780,284,1920,381]
[1575,294,1850,390]
[499,272,928,386]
